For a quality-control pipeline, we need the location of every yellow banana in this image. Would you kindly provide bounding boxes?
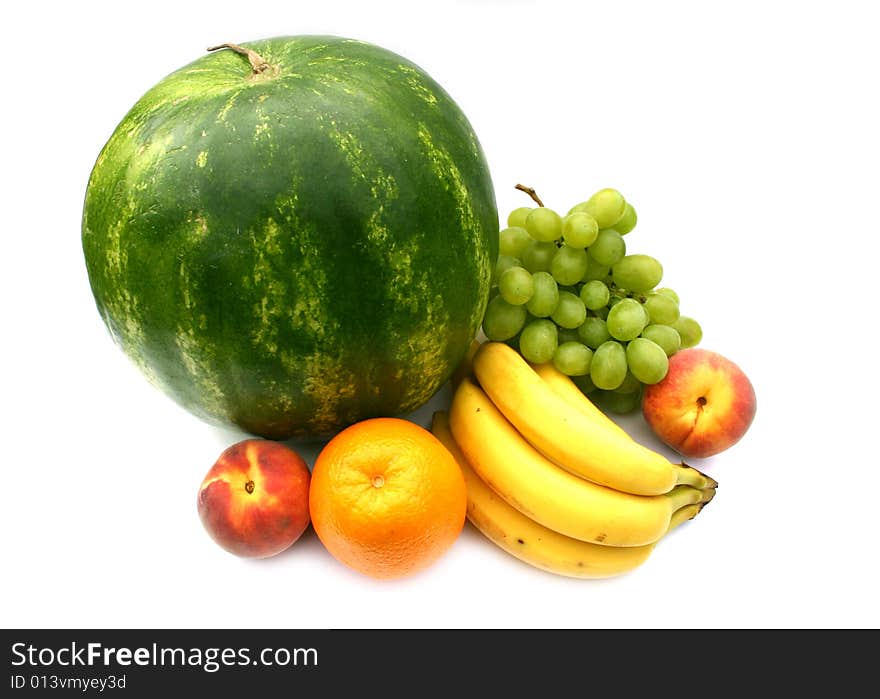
[432,410,705,579]
[530,361,631,440]
[448,377,714,547]
[472,341,717,496]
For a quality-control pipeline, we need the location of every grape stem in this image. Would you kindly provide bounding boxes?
[608,279,647,303]
[515,184,544,207]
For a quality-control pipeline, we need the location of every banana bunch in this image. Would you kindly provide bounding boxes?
[431,340,718,579]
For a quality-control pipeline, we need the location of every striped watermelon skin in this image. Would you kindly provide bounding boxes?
[82,36,498,440]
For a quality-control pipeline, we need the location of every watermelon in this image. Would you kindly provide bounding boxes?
[81,36,498,440]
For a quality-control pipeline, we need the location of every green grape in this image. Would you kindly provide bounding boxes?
[578,317,611,348]
[550,290,587,329]
[640,324,682,356]
[579,279,611,310]
[611,254,663,293]
[507,206,533,228]
[580,252,610,282]
[572,373,597,394]
[553,341,594,376]
[482,295,527,341]
[590,340,628,390]
[592,388,642,414]
[639,301,651,335]
[626,337,669,384]
[613,371,642,394]
[593,305,610,320]
[525,207,563,243]
[588,228,626,267]
[557,327,581,345]
[498,266,535,305]
[492,254,520,286]
[643,292,680,325]
[561,211,599,248]
[521,240,558,273]
[654,287,680,305]
[525,271,560,317]
[519,318,558,364]
[583,188,627,229]
[606,298,647,341]
[671,316,703,348]
[550,245,589,286]
[499,226,532,258]
[613,202,638,235]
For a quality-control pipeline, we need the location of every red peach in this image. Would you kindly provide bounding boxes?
[197,439,311,558]
[642,348,756,459]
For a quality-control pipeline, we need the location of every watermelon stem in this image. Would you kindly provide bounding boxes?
[515,183,544,207]
[207,43,275,76]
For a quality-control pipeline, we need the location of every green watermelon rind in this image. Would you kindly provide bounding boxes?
[81,36,498,439]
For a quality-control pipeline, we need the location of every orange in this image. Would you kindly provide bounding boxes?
[309,417,467,580]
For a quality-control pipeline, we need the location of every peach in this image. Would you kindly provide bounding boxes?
[642,348,756,459]
[197,439,311,558]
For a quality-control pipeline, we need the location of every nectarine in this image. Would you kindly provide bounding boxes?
[197,439,311,558]
[642,348,756,459]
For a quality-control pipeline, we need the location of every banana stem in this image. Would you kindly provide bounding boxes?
[667,503,703,533]
[666,484,707,511]
[675,464,719,490]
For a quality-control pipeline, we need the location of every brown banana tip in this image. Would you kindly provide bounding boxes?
[684,462,719,489]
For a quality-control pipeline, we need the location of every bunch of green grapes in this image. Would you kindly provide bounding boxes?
[482,186,703,414]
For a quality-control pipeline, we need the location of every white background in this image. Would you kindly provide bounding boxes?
[2,0,878,630]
